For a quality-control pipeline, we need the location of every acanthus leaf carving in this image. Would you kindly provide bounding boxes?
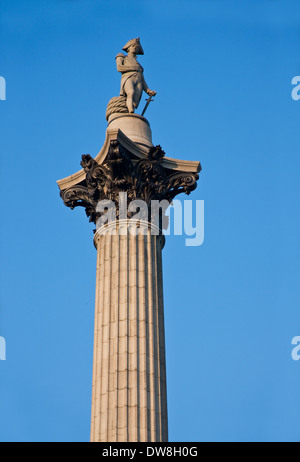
[59,140,199,227]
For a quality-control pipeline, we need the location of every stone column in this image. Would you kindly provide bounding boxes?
[57,123,201,443]
[90,220,168,442]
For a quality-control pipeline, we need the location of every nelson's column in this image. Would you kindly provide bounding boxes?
[57,38,201,442]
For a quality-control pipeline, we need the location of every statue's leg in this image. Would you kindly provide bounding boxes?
[133,81,144,111]
[123,78,135,113]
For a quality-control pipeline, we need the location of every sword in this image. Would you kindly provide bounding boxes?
[141,94,155,117]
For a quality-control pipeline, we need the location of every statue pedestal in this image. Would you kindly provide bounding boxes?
[107,113,153,148]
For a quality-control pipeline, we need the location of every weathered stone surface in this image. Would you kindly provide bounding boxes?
[59,134,200,229]
[57,127,201,193]
[91,220,167,442]
[107,113,153,147]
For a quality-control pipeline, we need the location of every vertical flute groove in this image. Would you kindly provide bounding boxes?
[115,232,120,442]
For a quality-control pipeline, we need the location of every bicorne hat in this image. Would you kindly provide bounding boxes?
[122,37,144,55]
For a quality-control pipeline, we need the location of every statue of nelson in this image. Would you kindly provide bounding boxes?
[115,38,157,114]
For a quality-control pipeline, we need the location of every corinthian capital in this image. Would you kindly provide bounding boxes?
[58,129,201,229]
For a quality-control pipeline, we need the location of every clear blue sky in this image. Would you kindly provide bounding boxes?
[0,0,299,442]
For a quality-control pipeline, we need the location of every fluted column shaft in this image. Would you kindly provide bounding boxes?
[90,220,168,442]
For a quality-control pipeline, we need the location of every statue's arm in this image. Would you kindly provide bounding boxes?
[142,75,157,97]
[142,75,149,92]
[115,54,139,73]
